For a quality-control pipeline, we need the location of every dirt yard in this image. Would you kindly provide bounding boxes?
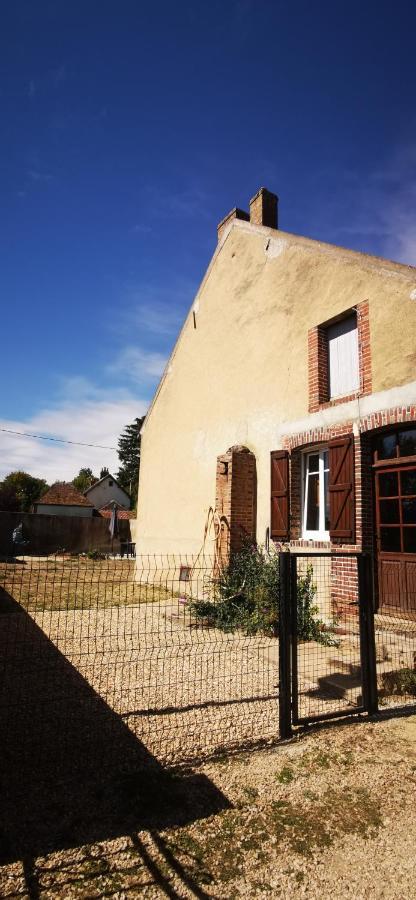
[1,714,415,898]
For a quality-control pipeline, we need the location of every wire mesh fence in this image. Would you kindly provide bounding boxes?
[291,554,365,724]
[291,552,416,724]
[0,548,414,786]
[374,613,416,711]
[0,552,281,777]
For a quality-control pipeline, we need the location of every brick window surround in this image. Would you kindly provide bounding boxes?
[308,300,372,413]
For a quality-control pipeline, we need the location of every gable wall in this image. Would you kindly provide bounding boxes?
[136,224,416,555]
[86,479,130,510]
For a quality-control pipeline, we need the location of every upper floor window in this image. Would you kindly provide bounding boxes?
[327,313,359,399]
[308,302,371,413]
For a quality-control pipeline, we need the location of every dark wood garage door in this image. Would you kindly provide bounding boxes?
[374,427,416,617]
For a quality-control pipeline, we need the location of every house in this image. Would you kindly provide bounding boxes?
[84,473,131,511]
[34,483,95,517]
[135,187,416,618]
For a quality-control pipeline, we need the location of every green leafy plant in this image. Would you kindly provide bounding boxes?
[192,542,280,636]
[191,543,337,644]
[86,549,108,561]
[381,667,416,697]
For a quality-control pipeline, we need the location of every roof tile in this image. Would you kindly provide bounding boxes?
[37,482,94,507]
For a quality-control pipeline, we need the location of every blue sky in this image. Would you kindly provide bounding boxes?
[1,0,416,481]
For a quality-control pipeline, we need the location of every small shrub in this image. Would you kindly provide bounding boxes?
[86,549,108,561]
[191,543,338,644]
[191,542,280,637]
[296,566,338,646]
[381,667,416,697]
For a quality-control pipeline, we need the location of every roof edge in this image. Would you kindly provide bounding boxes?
[231,218,416,280]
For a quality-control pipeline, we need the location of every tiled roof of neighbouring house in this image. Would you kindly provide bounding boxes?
[98,507,135,520]
[37,482,95,507]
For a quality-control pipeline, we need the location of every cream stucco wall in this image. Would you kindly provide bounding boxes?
[136,221,416,556]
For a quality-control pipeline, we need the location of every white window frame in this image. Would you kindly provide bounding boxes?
[302,447,330,541]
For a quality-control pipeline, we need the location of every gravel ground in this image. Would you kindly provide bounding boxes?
[1,714,416,898]
[1,560,416,896]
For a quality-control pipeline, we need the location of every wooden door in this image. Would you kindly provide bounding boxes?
[375,465,416,617]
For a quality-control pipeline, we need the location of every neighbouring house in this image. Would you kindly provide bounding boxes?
[84,473,131,511]
[34,482,95,517]
[135,186,416,619]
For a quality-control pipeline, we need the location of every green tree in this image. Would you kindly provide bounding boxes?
[0,480,20,511]
[117,416,145,503]
[100,467,110,479]
[72,467,97,494]
[0,471,49,512]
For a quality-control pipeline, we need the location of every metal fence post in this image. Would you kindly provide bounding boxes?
[358,553,378,716]
[279,552,292,739]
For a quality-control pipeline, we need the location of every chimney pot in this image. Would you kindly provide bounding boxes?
[249,187,278,229]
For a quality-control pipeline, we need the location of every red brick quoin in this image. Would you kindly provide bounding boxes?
[215,446,257,561]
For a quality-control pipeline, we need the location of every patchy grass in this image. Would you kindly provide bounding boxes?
[0,558,175,611]
[1,718,416,897]
[276,765,295,784]
[166,786,382,886]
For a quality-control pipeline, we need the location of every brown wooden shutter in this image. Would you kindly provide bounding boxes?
[329,435,355,543]
[271,450,290,540]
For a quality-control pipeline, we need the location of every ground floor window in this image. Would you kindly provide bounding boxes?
[302,448,329,540]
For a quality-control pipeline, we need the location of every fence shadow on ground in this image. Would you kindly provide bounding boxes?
[0,587,230,879]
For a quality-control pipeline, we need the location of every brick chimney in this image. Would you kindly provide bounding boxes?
[249,187,278,229]
[217,206,249,242]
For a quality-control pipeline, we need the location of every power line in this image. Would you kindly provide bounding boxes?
[0,428,117,451]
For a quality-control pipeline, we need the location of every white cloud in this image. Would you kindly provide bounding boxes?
[321,142,416,266]
[28,169,55,183]
[109,347,167,381]
[116,279,196,338]
[126,300,185,336]
[0,380,146,484]
[144,184,212,221]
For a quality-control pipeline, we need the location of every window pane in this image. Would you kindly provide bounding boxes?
[306,472,319,531]
[398,428,416,458]
[401,470,416,496]
[307,454,319,474]
[402,498,416,524]
[376,433,397,460]
[403,528,416,553]
[324,468,329,531]
[378,471,398,497]
[379,499,400,524]
[380,528,401,552]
